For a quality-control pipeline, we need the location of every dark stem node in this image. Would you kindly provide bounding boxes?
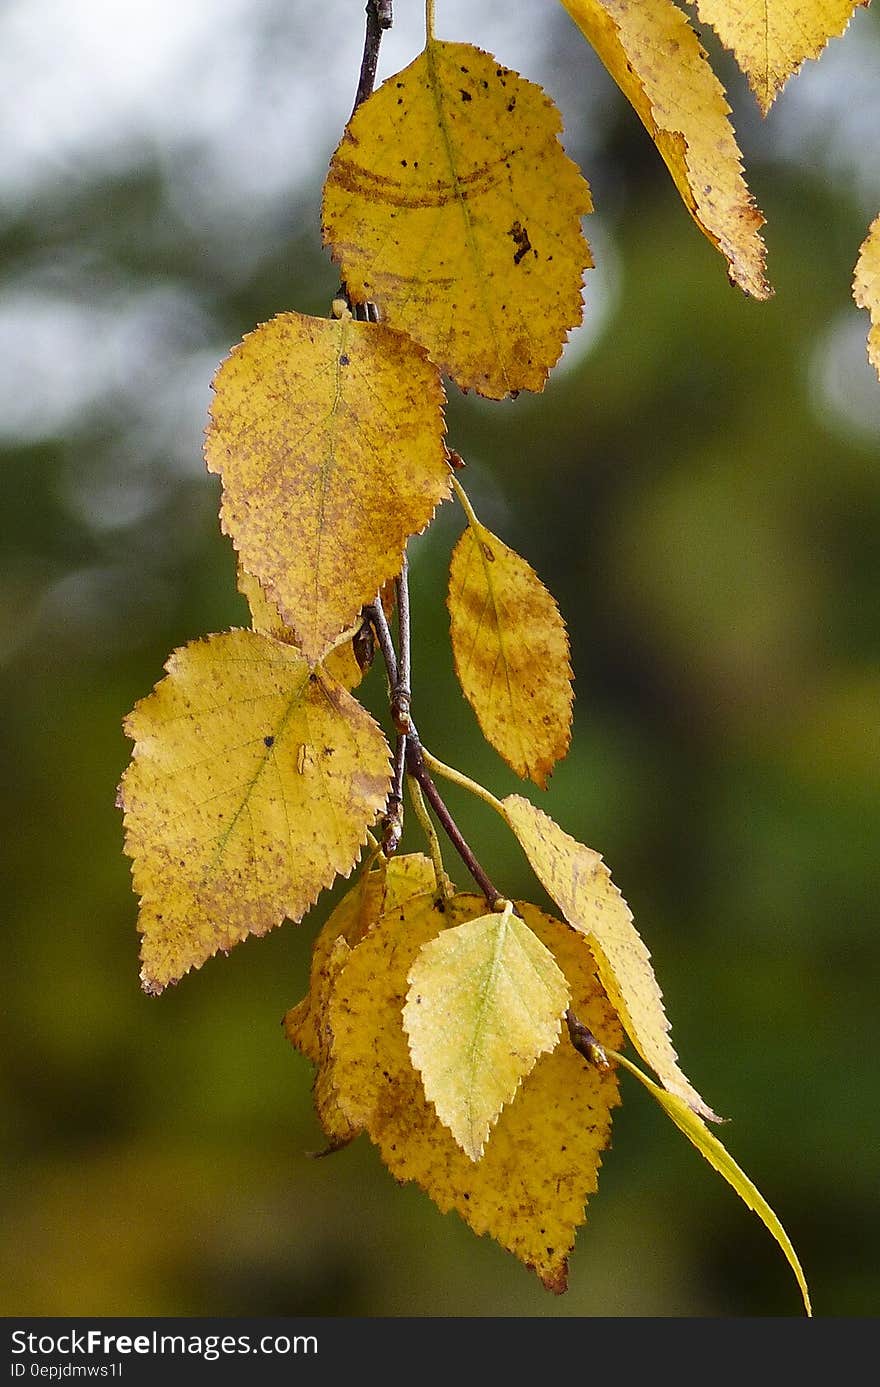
[566,1010,611,1071]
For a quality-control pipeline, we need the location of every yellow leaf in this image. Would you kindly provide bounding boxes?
[854,213,880,381]
[330,873,622,1291]
[611,1048,812,1316]
[404,901,570,1160]
[307,936,363,1150]
[323,40,593,399]
[205,311,449,664]
[284,863,388,1064]
[328,853,441,1129]
[448,517,572,787]
[558,0,770,298]
[502,795,720,1122]
[120,629,391,993]
[695,0,867,115]
[237,563,365,692]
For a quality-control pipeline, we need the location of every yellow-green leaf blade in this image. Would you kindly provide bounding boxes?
[854,213,880,380]
[331,881,621,1290]
[448,521,573,788]
[323,40,593,399]
[558,0,770,298]
[695,0,867,115]
[205,311,449,663]
[404,903,570,1160]
[612,1048,812,1316]
[503,794,719,1122]
[120,629,391,993]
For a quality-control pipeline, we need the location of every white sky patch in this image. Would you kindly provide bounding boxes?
[0,0,579,208]
[768,8,880,213]
[0,279,214,442]
[810,309,880,442]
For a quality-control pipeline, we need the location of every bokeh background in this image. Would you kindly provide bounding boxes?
[2,0,879,1318]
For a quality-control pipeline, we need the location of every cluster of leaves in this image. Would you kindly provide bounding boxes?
[116,0,880,1313]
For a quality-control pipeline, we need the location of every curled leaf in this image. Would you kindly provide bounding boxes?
[611,1048,812,1317]
[503,794,720,1122]
[558,0,770,298]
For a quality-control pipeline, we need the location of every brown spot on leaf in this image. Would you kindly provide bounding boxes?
[508,220,532,266]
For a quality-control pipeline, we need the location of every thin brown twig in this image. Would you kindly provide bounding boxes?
[351,0,392,122]
[364,594,398,687]
[363,594,502,905]
[406,734,502,905]
[393,552,412,732]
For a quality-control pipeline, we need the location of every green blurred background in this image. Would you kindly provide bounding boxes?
[2,0,878,1318]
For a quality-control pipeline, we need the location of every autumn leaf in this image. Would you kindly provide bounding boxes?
[447,506,572,787]
[403,900,570,1159]
[305,937,364,1150]
[326,857,622,1291]
[120,629,391,993]
[611,1048,812,1315]
[237,562,365,692]
[558,0,770,299]
[502,795,719,1122]
[284,863,387,1063]
[854,213,880,380]
[285,867,389,1151]
[694,0,868,115]
[205,311,449,664]
[323,40,593,399]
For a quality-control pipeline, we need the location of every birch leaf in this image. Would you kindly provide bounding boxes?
[854,213,880,380]
[329,877,622,1291]
[119,629,391,993]
[237,563,365,692]
[205,311,449,664]
[694,0,867,115]
[448,520,573,787]
[403,902,570,1160]
[284,864,388,1064]
[323,40,593,399]
[612,1049,812,1316]
[503,795,719,1122]
[558,0,770,298]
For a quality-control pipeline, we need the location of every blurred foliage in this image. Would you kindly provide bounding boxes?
[1,0,878,1318]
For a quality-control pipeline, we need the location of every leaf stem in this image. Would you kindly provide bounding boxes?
[450,472,481,533]
[394,552,412,732]
[419,747,507,818]
[364,594,504,906]
[425,0,436,44]
[406,772,454,898]
[407,735,503,906]
[351,1,393,121]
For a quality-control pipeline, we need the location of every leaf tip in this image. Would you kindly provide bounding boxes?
[139,968,165,997]
[539,1260,569,1295]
